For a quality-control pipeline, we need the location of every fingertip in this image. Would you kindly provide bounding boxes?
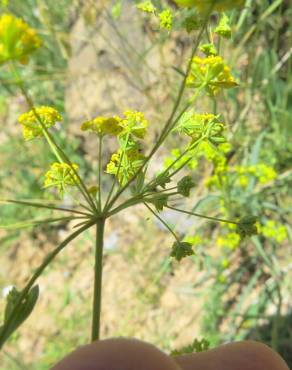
[174,340,290,370]
[51,337,181,370]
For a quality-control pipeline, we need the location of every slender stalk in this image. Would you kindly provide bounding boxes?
[106,196,143,217]
[104,132,131,210]
[105,19,210,212]
[0,220,95,349]
[143,137,203,193]
[0,199,92,217]
[0,215,87,230]
[143,202,179,242]
[91,218,106,341]
[10,63,98,213]
[143,186,178,196]
[166,205,238,225]
[98,135,103,211]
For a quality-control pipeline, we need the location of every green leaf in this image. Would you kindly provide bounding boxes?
[236,216,258,239]
[132,170,146,194]
[149,194,168,212]
[154,171,171,189]
[177,176,195,197]
[170,241,194,261]
[0,285,39,346]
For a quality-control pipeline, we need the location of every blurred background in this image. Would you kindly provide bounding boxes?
[0,0,291,368]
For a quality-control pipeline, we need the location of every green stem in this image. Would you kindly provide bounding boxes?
[104,132,131,211]
[91,218,106,341]
[166,205,238,225]
[143,186,178,196]
[0,215,87,230]
[105,18,210,212]
[0,199,91,217]
[98,135,103,211]
[144,202,179,242]
[0,220,95,349]
[106,196,143,217]
[10,63,97,213]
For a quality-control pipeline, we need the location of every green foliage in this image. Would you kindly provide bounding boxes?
[236,216,258,239]
[171,337,210,355]
[177,175,195,197]
[149,194,169,212]
[170,241,194,261]
[0,0,291,367]
[0,286,39,347]
[214,13,231,39]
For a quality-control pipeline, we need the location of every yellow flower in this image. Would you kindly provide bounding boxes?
[238,175,249,187]
[174,0,245,13]
[221,258,230,269]
[234,164,277,185]
[176,112,226,146]
[81,110,149,139]
[18,106,62,141]
[136,1,156,13]
[81,116,123,136]
[44,162,79,195]
[106,148,145,186]
[0,13,41,65]
[121,110,148,139]
[249,164,277,184]
[184,235,202,246]
[217,232,240,250]
[159,9,173,31]
[259,220,287,243]
[187,56,238,96]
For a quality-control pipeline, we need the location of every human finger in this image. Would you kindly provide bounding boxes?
[51,337,181,370]
[174,340,290,370]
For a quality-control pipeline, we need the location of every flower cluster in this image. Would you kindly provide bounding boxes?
[136,1,156,13]
[81,110,148,139]
[120,110,148,139]
[217,231,240,250]
[187,56,238,96]
[0,13,41,65]
[259,220,287,243]
[176,111,226,147]
[174,0,245,13]
[81,116,123,136]
[234,163,277,187]
[106,148,145,186]
[159,9,173,30]
[18,106,62,141]
[208,163,277,190]
[44,162,79,196]
[214,13,232,39]
[136,1,173,31]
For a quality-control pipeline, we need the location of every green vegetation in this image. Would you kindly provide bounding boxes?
[0,0,291,368]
